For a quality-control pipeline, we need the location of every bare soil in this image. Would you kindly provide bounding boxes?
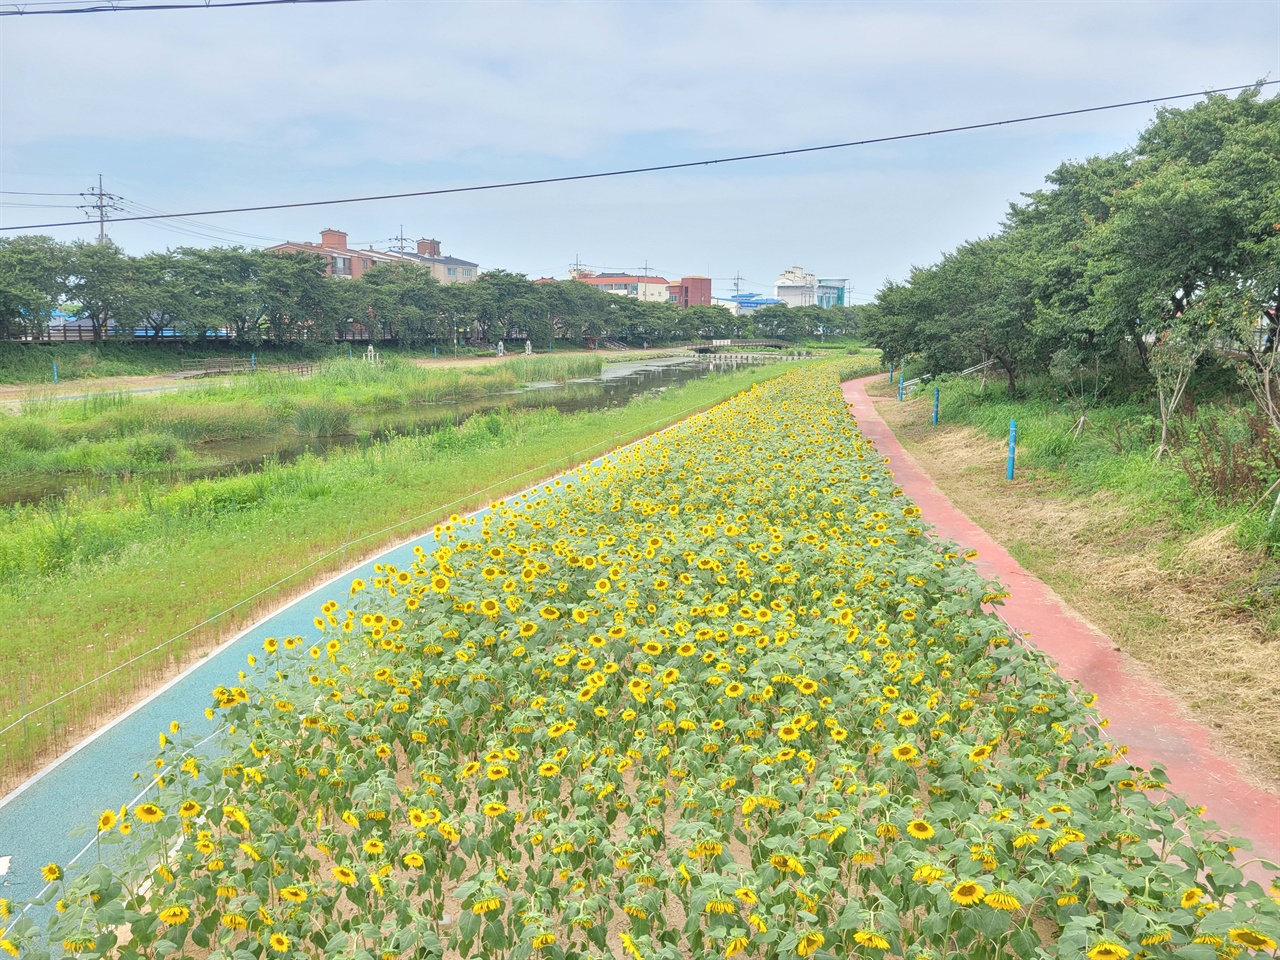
[875,392,1280,794]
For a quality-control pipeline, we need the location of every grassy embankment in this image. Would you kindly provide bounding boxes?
[0,354,603,489]
[0,341,620,386]
[798,336,879,357]
[872,371,1280,787]
[0,355,824,789]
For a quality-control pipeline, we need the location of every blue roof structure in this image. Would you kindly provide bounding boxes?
[715,293,784,309]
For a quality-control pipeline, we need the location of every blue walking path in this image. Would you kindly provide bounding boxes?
[0,523,442,929]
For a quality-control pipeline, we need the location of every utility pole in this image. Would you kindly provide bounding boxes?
[391,225,411,253]
[79,174,123,245]
[733,273,743,298]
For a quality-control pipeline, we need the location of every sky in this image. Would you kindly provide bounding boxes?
[2,0,1279,302]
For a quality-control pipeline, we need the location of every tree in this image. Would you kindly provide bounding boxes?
[0,235,67,339]
[868,237,1041,395]
[259,251,335,342]
[1006,152,1132,368]
[117,252,197,339]
[63,240,130,341]
[176,246,268,342]
[358,262,446,345]
[541,280,607,341]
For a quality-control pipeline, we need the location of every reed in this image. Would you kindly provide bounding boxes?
[504,353,603,383]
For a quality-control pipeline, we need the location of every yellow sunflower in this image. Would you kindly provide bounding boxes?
[134,803,164,824]
[158,905,190,925]
[949,881,986,906]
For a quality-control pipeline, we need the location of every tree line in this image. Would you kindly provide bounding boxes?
[0,240,860,346]
[862,87,1279,458]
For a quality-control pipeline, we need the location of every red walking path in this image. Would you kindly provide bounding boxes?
[844,376,1280,888]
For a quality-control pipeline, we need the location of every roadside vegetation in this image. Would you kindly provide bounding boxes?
[921,367,1280,558]
[0,354,603,500]
[0,358,807,789]
[0,342,611,387]
[873,371,1280,789]
[862,88,1280,546]
[8,362,1278,960]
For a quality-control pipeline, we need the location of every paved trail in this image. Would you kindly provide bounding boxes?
[845,375,1280,885]
[0,532,429,924]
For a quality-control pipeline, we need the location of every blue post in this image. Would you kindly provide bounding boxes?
[348,344,353,360]
[52,362,58,384]
[888,361,894,383]
[433,346,437,359]
[897,373,903,402]
[932,386,940,426]
[1007,419,1017,480]
[251,352,256,372]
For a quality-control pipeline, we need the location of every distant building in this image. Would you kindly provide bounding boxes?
[569,269,712,308]
[267,230,478,284]
[714,293,784,317]
[667,276,712,308]
[816,278,848,308]
[382,238,479,285]
[775,266,816,307]
[265,229,397,280]
[572,271,671,302]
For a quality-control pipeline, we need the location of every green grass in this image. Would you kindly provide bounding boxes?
[799,337,877,356]
[0,355,616,485]
[0,342,613,386]
[502,353,602,382]
[930,374,1280,553]
[0,342,349,384]
[0,357,854,784]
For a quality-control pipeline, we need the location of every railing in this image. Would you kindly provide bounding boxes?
[685,339,792,353]
[174,359,314,378]
[178,357,251,376]
[902,358,997,393]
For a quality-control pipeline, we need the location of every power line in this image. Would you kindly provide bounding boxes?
[0,201,83,208]
[117,197,285,244]
[0,190,83,196]
[3,80,1276,234]
[80,174,124,244]
[0,0,376,17]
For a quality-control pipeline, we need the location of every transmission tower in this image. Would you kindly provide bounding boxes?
[79,174,123,244]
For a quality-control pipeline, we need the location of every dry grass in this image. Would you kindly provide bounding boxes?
[877,396,1280,794]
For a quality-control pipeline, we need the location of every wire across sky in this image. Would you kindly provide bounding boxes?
[0,0,374,17]
[2,80,1276,234]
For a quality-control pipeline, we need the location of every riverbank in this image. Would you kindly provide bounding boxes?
[0,358,819,789]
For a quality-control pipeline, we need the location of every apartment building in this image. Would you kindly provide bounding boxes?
[267,230,479,284]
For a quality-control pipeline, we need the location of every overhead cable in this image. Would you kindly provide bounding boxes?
[2,80,1276,233]
[0,0,375,17]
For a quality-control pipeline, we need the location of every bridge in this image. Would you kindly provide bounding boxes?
[684,339,792,354]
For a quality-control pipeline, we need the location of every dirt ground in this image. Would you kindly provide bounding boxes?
[874,391,1280,795]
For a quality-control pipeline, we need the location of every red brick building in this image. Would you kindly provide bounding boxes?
[265,229,397,280]
[667,275,712,308]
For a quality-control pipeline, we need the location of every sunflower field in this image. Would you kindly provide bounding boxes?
[5,364,1279,960]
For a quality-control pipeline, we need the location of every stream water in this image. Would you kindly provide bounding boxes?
[2,356,774,507]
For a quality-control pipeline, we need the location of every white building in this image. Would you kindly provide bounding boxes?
[571,271,671,302]
[775,266,817,307]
